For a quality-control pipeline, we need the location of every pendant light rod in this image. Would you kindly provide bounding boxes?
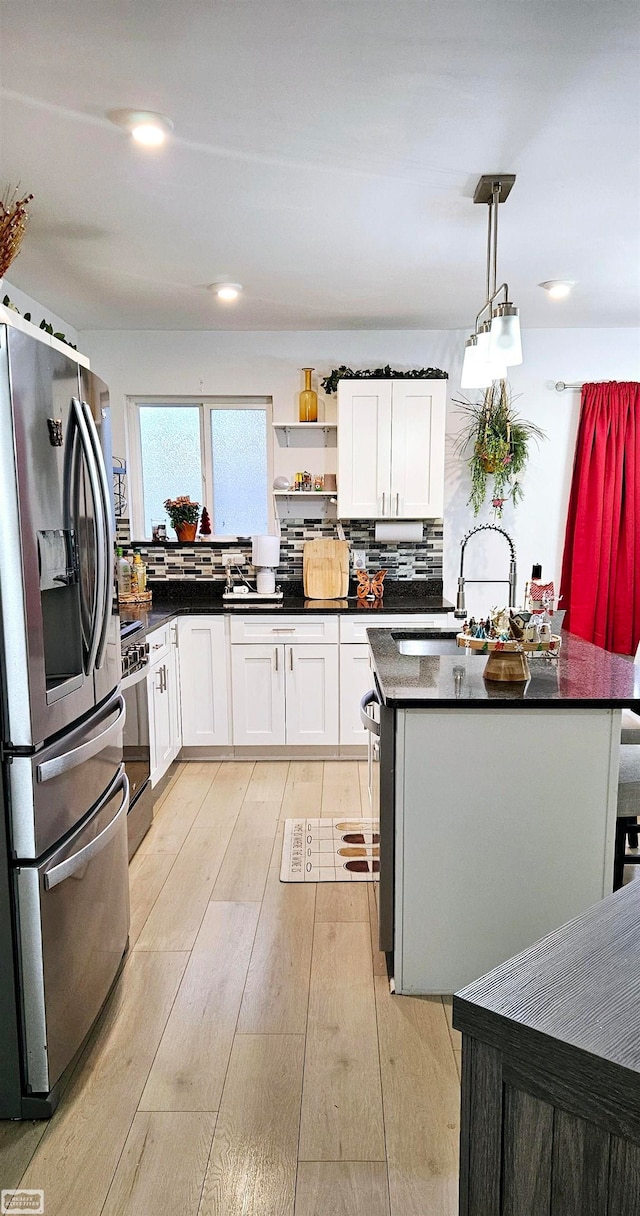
[474,282,511,333]
[491,180,500,299]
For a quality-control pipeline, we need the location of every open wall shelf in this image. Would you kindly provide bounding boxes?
[273,423,337,448]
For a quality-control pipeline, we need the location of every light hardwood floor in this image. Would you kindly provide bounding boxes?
[0,761,460,1215]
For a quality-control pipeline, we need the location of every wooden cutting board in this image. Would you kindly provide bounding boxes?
[303,539,350,599]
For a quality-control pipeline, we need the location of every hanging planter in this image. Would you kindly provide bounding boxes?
[454,381,546,518]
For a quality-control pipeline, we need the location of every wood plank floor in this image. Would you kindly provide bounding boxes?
[0,761,460,1215]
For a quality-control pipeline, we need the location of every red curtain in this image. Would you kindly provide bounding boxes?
[560,381,639,654]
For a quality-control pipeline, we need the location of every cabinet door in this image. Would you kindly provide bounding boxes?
[231,644,285,746]
[339,643,372,744]
[285,644,339,746]
[337,380,392,517]
[179,617,230,747]
[167,622,182,761]
[148,661,173,786]
[390,380,446,518]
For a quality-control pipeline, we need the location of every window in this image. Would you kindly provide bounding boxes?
[129,398,271,539]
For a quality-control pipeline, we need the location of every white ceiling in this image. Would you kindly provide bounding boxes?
[1,0,639,331]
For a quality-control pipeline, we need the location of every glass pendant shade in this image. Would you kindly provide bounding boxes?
[461,337,492,389]
[475,323,506,382]
[489,303,522,366]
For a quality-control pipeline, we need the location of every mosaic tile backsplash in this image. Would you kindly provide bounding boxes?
[116,517,443,582]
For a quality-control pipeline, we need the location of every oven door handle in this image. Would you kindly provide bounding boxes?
[44,773,129,890]
[121,662,149,690]
[360,689,381,736]
[36,695,126,783]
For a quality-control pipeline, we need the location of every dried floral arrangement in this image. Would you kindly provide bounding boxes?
[0,187,33,278]
[321,365,448,395]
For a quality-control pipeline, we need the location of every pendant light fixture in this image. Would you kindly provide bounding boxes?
[460,174,522,389]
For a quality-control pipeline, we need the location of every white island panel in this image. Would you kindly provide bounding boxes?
[395,706,620,995]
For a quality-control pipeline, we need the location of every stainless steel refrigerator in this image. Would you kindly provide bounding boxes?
[0,324,129,1118]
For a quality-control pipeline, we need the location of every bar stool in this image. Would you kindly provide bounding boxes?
[613,745,640,890]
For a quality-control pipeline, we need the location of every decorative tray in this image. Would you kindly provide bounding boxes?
[456,632,561,682]
[118,590,152,605]
[456,634,561,653]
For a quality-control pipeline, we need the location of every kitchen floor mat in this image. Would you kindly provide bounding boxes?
[280,818,380,882]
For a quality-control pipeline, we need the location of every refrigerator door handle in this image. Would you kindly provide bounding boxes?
[82,399,114,671]
[44,773,129,890]
[72,398,107,676]
[36,695,126,783]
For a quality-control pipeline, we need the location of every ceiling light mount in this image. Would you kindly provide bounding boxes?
[461,173,522,389]
[539,280,576,300]
[209,282,243,302]
[107,109,174,146]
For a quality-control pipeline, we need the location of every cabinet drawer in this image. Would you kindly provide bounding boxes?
[339,614,446,643]
[229,615,339,645]
[146,622,173,664]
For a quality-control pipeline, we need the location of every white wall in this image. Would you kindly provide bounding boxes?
[2,280,79,347]
[80,327,640,608]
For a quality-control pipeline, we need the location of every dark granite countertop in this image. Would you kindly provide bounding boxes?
[368,627,640,708]
[119,579,454,639]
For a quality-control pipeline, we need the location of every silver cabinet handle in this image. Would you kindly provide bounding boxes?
[162,664,167,693]
[152,642,164,650]
[395,492,400,516]
[381,491,386,516]
[44,773,129,890]
[274,648,279,672]
[289,647,293,671]
[272,628,295,634]
[37,695,126,782]
[359,689,381,735]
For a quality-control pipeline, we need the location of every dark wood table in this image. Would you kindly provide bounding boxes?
[454,879,640,1215]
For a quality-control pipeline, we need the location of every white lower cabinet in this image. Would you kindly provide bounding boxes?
[231,642,339,747]
[339,644,372,744]
[179,616,230,746]
[148,622,181,786]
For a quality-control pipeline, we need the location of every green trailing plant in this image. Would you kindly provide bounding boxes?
[1,294,77,349]
[321,364,447,395]
[454,380,546,518]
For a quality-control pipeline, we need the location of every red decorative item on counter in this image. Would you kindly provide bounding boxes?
[199,506,212,537]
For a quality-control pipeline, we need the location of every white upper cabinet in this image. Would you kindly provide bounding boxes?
[337,378,446,519]
[337,381,392,517]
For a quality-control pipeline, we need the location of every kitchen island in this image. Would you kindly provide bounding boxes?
[367,628,640,995]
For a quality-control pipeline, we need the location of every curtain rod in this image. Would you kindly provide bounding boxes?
[555,381,583,392]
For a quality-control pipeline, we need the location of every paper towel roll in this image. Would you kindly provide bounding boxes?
[374,521,423,543]
[252,534,280,566]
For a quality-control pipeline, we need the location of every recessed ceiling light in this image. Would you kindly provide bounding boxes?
[210,282,243,302]
[539,280,576,300]
[107,109,174,146]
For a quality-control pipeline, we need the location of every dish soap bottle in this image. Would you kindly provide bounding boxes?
[132,550,147,594]
[117,547,132,597]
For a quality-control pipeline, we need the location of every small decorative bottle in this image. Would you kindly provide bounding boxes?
[299,367,318,422]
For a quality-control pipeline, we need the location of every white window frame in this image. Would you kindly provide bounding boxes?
[127,396,274,541]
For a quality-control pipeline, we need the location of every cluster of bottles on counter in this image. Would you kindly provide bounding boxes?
[116,546,147,597]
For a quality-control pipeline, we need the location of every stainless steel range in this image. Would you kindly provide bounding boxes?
[120,621,153,858]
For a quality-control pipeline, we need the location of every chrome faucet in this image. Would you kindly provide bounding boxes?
[454,523,517,618]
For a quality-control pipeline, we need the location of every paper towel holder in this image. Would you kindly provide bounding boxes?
[374,520,424,543]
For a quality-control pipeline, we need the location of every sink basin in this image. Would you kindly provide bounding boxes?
[393,633,460,656]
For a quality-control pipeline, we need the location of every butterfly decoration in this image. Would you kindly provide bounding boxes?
[356,569,387,601]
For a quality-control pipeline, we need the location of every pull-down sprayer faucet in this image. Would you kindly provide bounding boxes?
[454,523,517,618]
